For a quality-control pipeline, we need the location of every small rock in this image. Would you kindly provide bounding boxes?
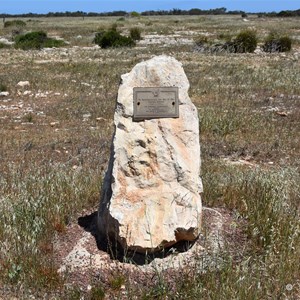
[17,81,30,87]
[254,47,263,55]
[50,121,59,127]
[83,113,91,119]
[276,111,288,117]
[0,37,13,45]
[0,91,9,96]
[23,90,31,95]
[96,117,106,122]
[266,106,279,112]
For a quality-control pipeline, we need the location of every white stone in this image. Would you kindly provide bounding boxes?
[83,113,91,119]
[98,55,202,253]
[17,81,30,87]
[0,38,13,45]
[0,91,9,96]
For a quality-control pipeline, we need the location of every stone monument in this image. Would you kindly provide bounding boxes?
[98,55,202,253]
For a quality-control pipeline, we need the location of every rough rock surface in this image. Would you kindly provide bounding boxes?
[98,55,202,253]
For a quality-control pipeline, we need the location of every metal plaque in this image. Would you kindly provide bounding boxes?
[133,87,179,120]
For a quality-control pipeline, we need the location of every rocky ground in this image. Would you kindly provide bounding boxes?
[53,207,247,297]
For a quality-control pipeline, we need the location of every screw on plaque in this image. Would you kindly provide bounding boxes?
[153,90,159,97]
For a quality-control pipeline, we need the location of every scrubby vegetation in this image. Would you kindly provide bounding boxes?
[0,14,299,299]
[14,31,66,50]
[194,29,258,53]
[4,19,26,28]
[195,29,293,54]
[0,42,10,49]
[129,27,142,41]
[94,28,135,48]
[263,32,292,52]
[130,11,140,17]
[230,29,258,53]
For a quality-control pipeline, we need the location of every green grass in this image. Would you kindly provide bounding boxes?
[0,163,102,288]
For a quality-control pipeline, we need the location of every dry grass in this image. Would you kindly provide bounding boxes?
[0,15,299,299]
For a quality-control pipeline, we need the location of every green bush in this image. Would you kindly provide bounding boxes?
[14,31,66,50]
[231,29,258,53]
[4,20,26,28]
[130,11,140,17]
[129,27,142,41]
[262,33,292,52]
[94,29,135,48]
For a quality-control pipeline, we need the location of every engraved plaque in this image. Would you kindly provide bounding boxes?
[133,87,179,120]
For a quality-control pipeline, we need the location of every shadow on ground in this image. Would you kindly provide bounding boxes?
[78,211,195,265]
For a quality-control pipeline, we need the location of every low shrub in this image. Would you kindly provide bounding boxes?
[218,32,232,42]
[262,33,292,52]
[195,30,257,54]
[194,35,208,46]
[4,20,26,28]
[130,11,140,17]
[94,29,135,48]
[129,27,142,41]
[231,29,258,53]
[14,31,66,50]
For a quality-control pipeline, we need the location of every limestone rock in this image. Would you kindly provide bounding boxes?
[98,55,202,253]
[0,91,9,97]
[17,81,30,87]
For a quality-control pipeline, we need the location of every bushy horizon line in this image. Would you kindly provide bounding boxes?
[0,7,299,18]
